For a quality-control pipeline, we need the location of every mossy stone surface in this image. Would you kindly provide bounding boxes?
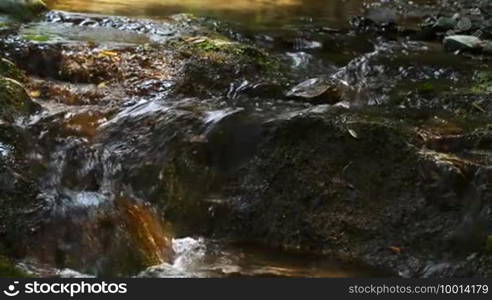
[0,58,25,82]
[0,0,48,20]
[0,256,29,277]
[0,77,39,122]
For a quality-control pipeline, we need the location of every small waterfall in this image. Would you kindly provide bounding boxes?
[116,198,174,266]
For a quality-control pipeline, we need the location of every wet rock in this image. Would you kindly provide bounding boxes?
[433,16,459,32]
[334,40,461,107]
[227,80,284,99]
[421,15,481,38]
[0,58,25,82]
[0,11,290,100]
[196,105,492,277]
[419,2,492,40]
[0,256,29,277]
[443,35,483,52]
[286,77,343,104]
[364,7,399,25]
[350,16,397,36]
[0,0,48,20]
[170,36,288,98]
[0,123,44,260]
[27,196,174,276]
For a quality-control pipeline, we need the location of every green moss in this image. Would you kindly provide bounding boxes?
[256,52,282,73]
[22,34,51,42]
[0,76,38,122]
[179,37,245,56]
[169,13,198,23]
[418,82,435,93]
[171,35,283,74]
[0,58,25,82]
[487,236,492,253]
[0,256,29,278]
[470,71,492,94]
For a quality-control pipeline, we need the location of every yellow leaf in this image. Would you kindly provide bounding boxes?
[29,90,41,98]
[98,50,118,57]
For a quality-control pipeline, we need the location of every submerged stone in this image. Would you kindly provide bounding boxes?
[286,77,343,104]
[443,35,482,52]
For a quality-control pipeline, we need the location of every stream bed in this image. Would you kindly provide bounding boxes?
[0,0,491,278]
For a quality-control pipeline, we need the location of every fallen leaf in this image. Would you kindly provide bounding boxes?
[471,101,486,113]
[98,50,118,57]
[389,246,402,255]
[29,90,41,98]
[185,36,207,44]
[347,128,359,139]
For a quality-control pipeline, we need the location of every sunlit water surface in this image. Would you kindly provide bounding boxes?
[45,0,367,28]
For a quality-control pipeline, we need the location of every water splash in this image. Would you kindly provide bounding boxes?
[0,142,11,158]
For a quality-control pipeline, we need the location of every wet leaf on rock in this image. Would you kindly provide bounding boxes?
[389,246,402,255]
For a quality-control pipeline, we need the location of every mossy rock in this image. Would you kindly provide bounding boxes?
[172,36,283,74]
[167,35,287,97]
[0,76,39,122]
[0,0,48,20]
[0,256,29,277]
[0,58,25,82]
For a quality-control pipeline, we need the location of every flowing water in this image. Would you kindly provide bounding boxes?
[45,0,366,28]
[7,0,393,278]
[7,0,467,278]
